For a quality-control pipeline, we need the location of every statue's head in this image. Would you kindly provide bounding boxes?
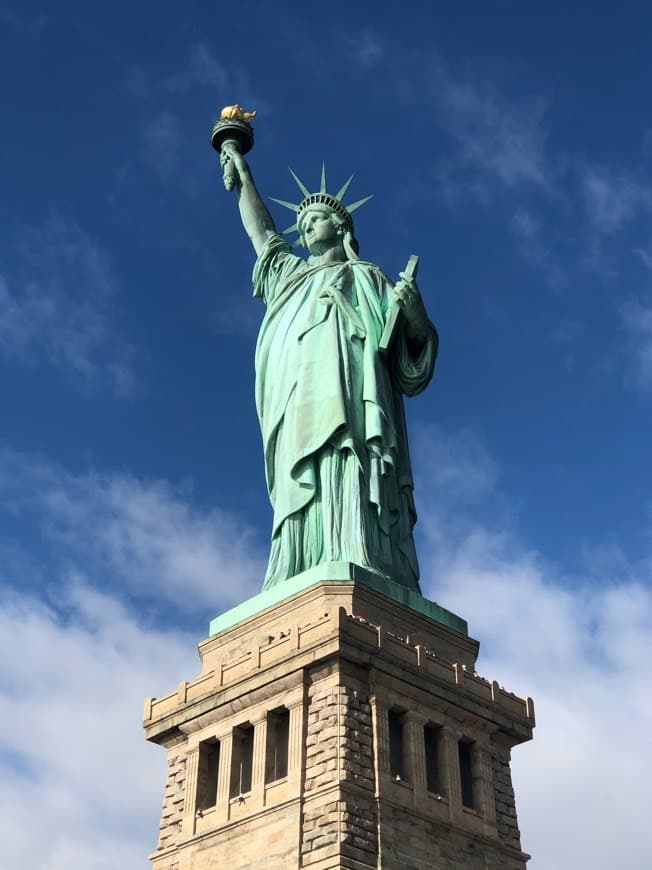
[270,166,371,261]
[297,205,359,258]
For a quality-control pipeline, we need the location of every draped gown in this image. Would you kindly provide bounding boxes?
[253,235,438,591]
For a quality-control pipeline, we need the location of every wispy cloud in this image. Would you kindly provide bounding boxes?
[165,41,232,94]
[163,41,264,111]
[345,30,384,70]
[0,215,137,396]
[620,296,652,387]
[413,58,652,295]
[0,6,49,35]
[436,77,555,197]
[143,110,182,178]
[123,65,150,100]
[0,447,265,612]
[581,167,652,236]
[133,41,266,188]
[126,42,233,101]
[214,289,264,337]
[510,207,564,288]
[414,424,499,508]
[635,240,652,272]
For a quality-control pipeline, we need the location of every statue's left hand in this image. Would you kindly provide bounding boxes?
[393,272,429,342]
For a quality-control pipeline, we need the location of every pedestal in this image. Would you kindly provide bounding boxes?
[143,568,534,869]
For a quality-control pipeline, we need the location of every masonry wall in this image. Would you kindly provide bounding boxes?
[339,681,378,864]
[158,745,187,853]
[377,806,527,870]
[492,744,523,852]
[301,662,379,867]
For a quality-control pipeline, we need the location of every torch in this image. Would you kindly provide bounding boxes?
[210,105,256,191]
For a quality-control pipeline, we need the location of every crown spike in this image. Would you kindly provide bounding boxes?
[335,174,355,201]
[346,194,375,214]
[269,197,300,212]
[288,167,311,197]
[281,222,299,235]
[320,163,327,194]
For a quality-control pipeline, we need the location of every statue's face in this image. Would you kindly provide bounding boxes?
[300,207,340,252]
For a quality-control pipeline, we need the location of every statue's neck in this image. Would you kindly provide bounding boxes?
[307,247,347,267]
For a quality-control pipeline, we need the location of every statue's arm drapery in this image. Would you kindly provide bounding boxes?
[390,318,439,397]
[252,234,306,304]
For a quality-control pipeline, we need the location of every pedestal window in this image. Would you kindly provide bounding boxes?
[388,708,408,782]
[265,706,289,783]
[196,738,220,810]
[458,739,475,809]
[424,723,442,796]
[230,723,254,797]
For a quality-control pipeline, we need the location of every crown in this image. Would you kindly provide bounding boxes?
[270,164,373,245]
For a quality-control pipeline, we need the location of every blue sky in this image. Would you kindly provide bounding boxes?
[1,3,651,868]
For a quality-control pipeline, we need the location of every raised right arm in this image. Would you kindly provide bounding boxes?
[221,144,276,256]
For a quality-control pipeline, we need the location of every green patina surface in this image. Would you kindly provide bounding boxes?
[208,562,467,638]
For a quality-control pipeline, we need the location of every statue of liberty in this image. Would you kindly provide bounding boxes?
[217,122,438,593]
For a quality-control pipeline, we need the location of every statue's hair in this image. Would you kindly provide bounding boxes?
[298,208,360,261]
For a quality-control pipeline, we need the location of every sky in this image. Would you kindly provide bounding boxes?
[1,2,651,867]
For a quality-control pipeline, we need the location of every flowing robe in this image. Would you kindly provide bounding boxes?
[253,235,437,591]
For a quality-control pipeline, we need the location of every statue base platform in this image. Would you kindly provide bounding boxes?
[144,573,534,869]
[208,562,468,638]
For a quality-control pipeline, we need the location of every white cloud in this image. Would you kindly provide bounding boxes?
[0,216,137,396]
[2,429,651,869]
[425,550,652,870]
[416,427,652,870]
[0,445,267,869]
[0,578,197,870]
[0,447,265,612]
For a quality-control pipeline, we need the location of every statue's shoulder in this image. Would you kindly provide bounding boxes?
[258,233,299,265]
[353,260,392,284]
[254,234,304,294]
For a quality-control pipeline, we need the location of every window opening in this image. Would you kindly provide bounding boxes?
[230,723,254,797]
[458,739,474,809]
[196,738,220,810]
[388,709,407,781]
[424,724,441,795]
[265,707,290,783]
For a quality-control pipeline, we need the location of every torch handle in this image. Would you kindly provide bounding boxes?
[221,138,241,192]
